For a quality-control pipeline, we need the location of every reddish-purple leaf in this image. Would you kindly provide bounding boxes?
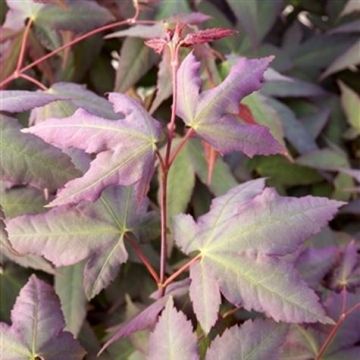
[147,297,199,360]
[176,52,283,157]
[0,275,85,359]
[183,28,236,46]
[145,38,167,54]
[174,180,344,324]
[24,93,161,206]
[296,246,338,288]
[7,186,148,299]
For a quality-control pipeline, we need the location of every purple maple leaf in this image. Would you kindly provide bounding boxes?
[23,93,161,206]
[0,275,85,360]
[176,51,284,157]
[174,179,344,330]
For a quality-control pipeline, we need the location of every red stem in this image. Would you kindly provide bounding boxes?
[161,254,201,289]
[159,168,168,285]
[0,13,147,89]
[19,73,48,90]
[316,302,360,359]
[158,42,182,286]
[168,128,194,167]
[15,18,33,72]
[125,234,160,285]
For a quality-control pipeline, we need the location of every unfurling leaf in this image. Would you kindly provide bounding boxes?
[174,179,344,328]
[7,186,148,299]
[206,319,288,360]
[182,28,236,46]
[0,275,85,360]
[145,38,167,54]
[147,297,199,360]
[176,52,284,157]
[24,93,161,206]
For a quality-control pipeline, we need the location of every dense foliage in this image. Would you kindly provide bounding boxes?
[0,0,359,359]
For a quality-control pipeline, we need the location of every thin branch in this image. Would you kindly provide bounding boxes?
[168,128,195,167]
[0,12,145,89]
[125,234,160,285]
[316,301,360,359]
[161,253,201,289]
[19,73,48,90]
[159,168,168,285]
[164,42,182,164]
[15,18,33,72]
[155,150,166,174]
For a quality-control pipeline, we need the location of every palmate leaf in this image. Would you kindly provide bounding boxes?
[147,297,199,360]
[174,179,344,331]
[206,319,288,360]
[7,186,148,299]
[24,93,161,206]
[176,52,284,157]
[0,275,85,360]
[0,115,80,192]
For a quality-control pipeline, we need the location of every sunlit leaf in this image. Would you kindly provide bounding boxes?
[24,94,161,206]
[174,180,343,324]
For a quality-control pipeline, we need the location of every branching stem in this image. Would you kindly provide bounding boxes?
[19,73,48,90]
[315,301,360,359]
[0,10,149,89]
[125,234,160,285]
[160,254,201,289]
[168,127,194,167]
[158,42,182,287]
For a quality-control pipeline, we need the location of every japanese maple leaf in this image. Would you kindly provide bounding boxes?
[176,51,284,157]
[24,93,161,206]
[0,275,85,360]
[174,179,344,333]
[206,319,288,360]
[146,300,288,360]
[7,186,151,299]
